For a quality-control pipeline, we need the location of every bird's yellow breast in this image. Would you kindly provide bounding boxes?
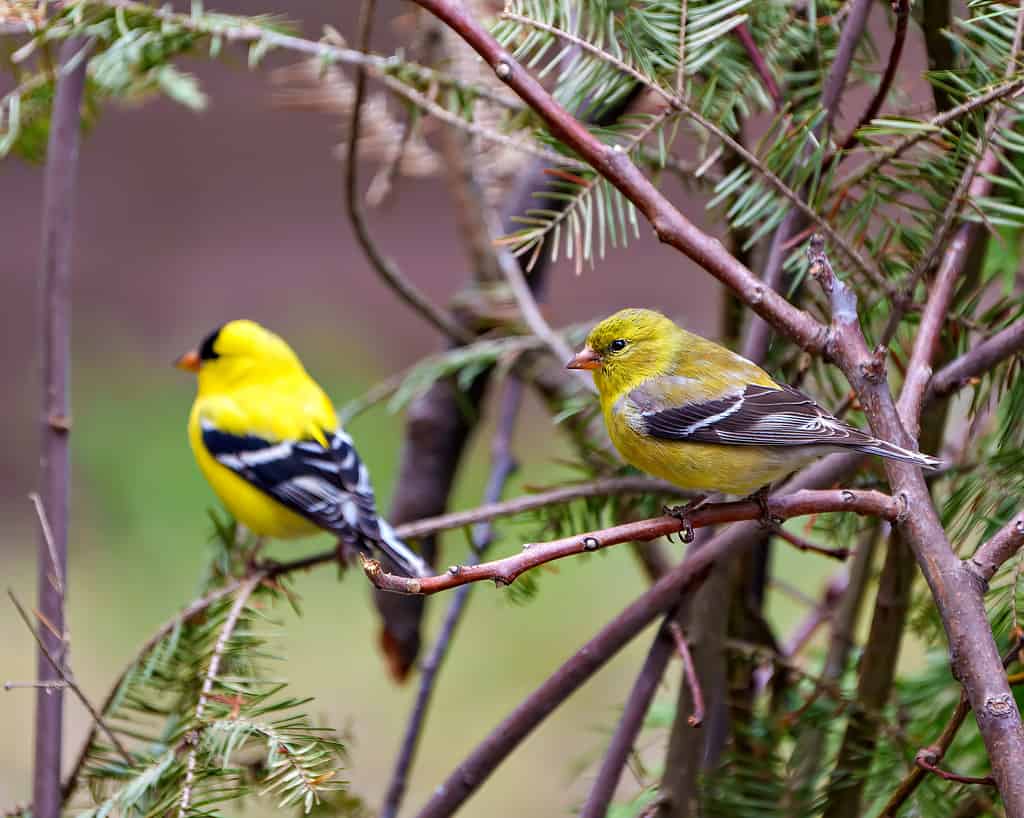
[187,402,319,539]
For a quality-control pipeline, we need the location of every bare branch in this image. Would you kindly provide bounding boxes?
[772,524,851,561]
[9,591,132,768]
[915,753,995,788]
[344,0,472,344]
[668,622,705,727]
[966,513,1024,587]
[362,489,900,596]
[33,37,88,818]
[579,611,680,818]
[416,0,830,353]
[380,377,524,818]
[836,0,910,152]
[928,319,1024,400]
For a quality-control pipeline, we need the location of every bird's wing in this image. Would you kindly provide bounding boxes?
[626,380,877,448]
[201,420,387,544]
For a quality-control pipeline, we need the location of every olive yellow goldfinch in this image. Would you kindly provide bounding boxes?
[568,308,940,495]
[176,320,428,578]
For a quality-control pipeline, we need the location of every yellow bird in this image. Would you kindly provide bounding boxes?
[567,308,940,497]
[176,319,428,578]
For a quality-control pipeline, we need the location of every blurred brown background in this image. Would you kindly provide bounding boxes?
[0,1,804,815]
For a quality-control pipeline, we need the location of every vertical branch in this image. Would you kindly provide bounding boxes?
[821,532,915,818]
[379,378,523,818]
[579,610,681,818]
[33,38,89,818]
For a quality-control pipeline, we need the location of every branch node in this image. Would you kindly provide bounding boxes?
[860,346,887,383]
[447,565,462,575]
[983,694,1014,719]
[582,536,600,552]
[896,492,910,522]
[47,413,72,432]
[494,60,511,80]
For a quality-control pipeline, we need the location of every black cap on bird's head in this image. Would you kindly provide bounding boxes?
[175,325,223,372]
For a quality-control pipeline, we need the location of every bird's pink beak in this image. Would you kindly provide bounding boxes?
[566,346,602,371]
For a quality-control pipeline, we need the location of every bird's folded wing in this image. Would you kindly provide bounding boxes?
[628,381,876,448]
[201,421,384,543]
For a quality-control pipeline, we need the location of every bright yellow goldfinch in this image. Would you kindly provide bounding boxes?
[568,308,940,495]
[176,319,428,578]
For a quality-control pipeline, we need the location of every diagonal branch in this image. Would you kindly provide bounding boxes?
[414,0,830,354]
[928,318,1024,400]
[965,512,1024,587]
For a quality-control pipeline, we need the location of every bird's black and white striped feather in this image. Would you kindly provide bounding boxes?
[632,383,941,468]
[201,422,429,577]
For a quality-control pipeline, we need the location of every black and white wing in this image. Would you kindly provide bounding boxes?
[201,422,429,577]
[630,382,940,468]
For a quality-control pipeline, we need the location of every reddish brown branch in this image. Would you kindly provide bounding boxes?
[836,0,910,152]
[363,490,899,596]
[410,0,830,355]
[732,23,781,108]
[668,622,705,727]
[916,754,996,788]
[966,513,1024,586]
[772,525,851,561]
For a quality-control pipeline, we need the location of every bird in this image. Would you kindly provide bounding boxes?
[176,319,429,578]
[567,308,940,502]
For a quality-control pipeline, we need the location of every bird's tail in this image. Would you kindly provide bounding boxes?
[371,520,430,578]
[852,438,943,470]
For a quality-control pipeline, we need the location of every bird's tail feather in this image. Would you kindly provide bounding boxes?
[853,439,943,470]
[372,520,430,578]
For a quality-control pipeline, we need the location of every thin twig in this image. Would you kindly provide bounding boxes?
[915,754,996,787]
[579,610,680,818]
[836,0,910,152]
[29,494,63,597]
[668,622,705,727]
[499,10,881,288]
[732,23,781,108]
[9,591,132,767]
[177,575,262,818]
[836,76,1024,193]
[772,524,851,561]
[344,0,472,345]
[380,377,524,818]
[363,489,900,595]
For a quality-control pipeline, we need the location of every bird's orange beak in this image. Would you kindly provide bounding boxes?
[174,349,201,373]
[566,346,602,371]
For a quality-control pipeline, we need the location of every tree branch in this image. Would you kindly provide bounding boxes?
[835,0,910,152]
[809,235,1024,815]
[578,611,681,818]
[928,319,1024,400]
[344,0,472,344]
[33,36,88,818]
[413,0,830,354]
[379,377,523,818]
[363,490,899,594]
[966,512,1024,587]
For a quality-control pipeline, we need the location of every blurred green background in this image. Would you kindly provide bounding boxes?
[0,2,838,813]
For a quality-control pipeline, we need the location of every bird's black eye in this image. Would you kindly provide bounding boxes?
[609,339,628,352]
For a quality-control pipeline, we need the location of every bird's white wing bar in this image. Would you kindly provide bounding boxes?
[628,383,940,468]
[200,421,428,576]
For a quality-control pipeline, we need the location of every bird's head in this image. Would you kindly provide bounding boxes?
[568,308,681,398]
[175,319,302,393]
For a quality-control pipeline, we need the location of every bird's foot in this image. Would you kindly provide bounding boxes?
[663,495,709,544]
[745,486,783,528]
